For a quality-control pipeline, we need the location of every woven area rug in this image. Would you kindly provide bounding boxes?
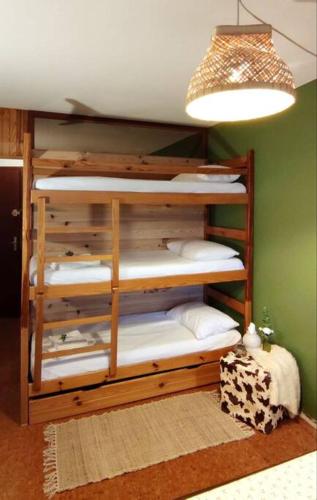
[43,391,254,497]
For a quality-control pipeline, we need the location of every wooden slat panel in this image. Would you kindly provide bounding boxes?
[42,287,203,322]
[0,108,28,158]
[29,363,220,423]
[31,190,248,205]
[45,254,112,263]
[219,155,249,167]
[33,294,45,392]
[206,287,245,315]
[42,342,111,360]
[245,150,255,326]
[44,314,112,330]
[119,270,248,292]
[34,150,206,165]
[29,344,233,396]
[205,225,247,241]
[29,282,112,299]
[34,203,203,257]
[111,199,120,287]
[0,108,10,157]
[46,226,112,234]
[9,109,17,157]
[20,133,32,424]
[32,157,246,176]
[35,198,46,290]
[110,287,119,377]
[29,270,246,300]
[33,196,47,392]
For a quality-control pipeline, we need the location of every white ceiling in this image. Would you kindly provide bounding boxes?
[0,0,316,125]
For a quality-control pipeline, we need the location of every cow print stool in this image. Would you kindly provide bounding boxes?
[220,351,288,434]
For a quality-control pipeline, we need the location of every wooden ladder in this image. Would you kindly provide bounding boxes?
[32,198,120,392]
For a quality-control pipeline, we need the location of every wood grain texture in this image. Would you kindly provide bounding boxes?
[29,270,246,300]
[45,254,113,262]
[29,363,220,423]
[245,150,254,326]
[41,286,203,323]
[33,203,203,256]
[20,133,32,424]
[29,281,113,299]
[32,157,245,177]
[0,108,28,157]
[42,342,111,360]
[29,345,232,397]
[110,287,119,377]
[33,197,46,391]
[205,225,247,241]
[31,190,248,205]
[111,199,120,287]
[43,314,112,330]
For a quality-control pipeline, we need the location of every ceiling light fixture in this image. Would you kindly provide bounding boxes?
[186,1,316,122]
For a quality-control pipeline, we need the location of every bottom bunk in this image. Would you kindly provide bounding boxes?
[28,303,242,423]
[31,309,240,381]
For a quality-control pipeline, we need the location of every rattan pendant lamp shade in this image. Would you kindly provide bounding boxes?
[186,24,296,121]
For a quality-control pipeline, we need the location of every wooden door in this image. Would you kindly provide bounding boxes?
[0,167,22,316]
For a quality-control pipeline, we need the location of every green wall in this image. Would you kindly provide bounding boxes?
[209,80,317,418]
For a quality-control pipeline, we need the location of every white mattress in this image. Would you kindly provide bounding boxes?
[34,176,246,194]
[30,250,244,285]
[31,310,241,381]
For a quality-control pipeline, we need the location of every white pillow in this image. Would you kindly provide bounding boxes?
[166,239,239,261]
[167,302,239,340]
[171,165,240,184]
[198,165,240,183]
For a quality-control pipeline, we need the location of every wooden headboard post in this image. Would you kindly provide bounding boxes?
[20,132,32,424]
[244,149,255,327]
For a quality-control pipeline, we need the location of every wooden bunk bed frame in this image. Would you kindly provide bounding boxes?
[20,131,254,424]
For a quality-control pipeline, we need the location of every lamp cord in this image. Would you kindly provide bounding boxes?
[238,0,317,58]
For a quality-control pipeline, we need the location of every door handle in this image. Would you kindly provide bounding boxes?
[11,208,21,217]
[11,236,18,252]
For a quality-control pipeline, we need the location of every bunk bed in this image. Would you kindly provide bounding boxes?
[21,132,254,424]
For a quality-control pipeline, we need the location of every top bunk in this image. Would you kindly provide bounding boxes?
[24,134,254,206]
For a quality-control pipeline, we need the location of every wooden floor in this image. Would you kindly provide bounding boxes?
[0,318,316,500]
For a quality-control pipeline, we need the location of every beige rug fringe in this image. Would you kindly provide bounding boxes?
[42,391,254,497]
[43,424,58,498]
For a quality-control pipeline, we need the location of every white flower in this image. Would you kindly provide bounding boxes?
[259,326,274,337]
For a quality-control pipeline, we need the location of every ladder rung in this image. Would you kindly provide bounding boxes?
[44,314,112,330]
[45,226,112,234]
[45,254,113,263]
[42,342,111,360]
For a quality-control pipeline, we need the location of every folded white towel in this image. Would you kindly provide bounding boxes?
[48,340,89,352]
[48,329,91,352]
[250,345,300,417]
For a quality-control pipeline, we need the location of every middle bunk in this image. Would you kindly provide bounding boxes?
[25,138,253,401]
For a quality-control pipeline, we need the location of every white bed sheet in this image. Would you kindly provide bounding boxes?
[31,311,241,381]
[34,176,246,194]
[30,250,244,285]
